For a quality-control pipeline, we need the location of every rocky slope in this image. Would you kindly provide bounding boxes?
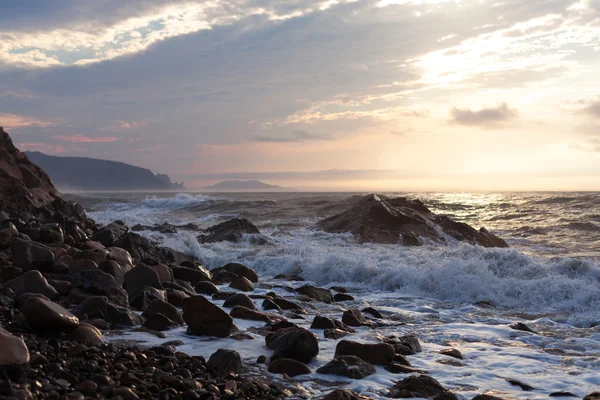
[317,194,508,247]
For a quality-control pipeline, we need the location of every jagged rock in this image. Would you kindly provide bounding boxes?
[317,355,376,379]
[335,340,395,365]
[182,295,233,337]
[194,281,219,295]
[317,194,507,247]
[197,218,262,243]
[268,358,311,377]
[98,260,128,286]
[383,335,422,355]
[207,349,242,375]
[296,285,333,303]
[11,238,54,270]
[91,221,128,246]
[130,287,167,311]
[211,263,258,282]
[223,293,256,310]
[4,270,58,299]
[65,322,103,346]
[22,297,79,331]
[389,375,449,398]
[0,328,29,365]
[311,316,354,332]
[266,327,319,363]
[342,308,369,327]
[72,296,142,327]
[142,313,180,332]
[71,269,129,308]
[229,276,254,292]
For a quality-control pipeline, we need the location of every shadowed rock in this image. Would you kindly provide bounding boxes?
[266,327,319,363]
[335,340,395,365]
[198,218,270,244]
[317,194,507,247]
[182,295,233,338]
[268,358,311,377]
[317,355,376,379]
[389,375,450,398]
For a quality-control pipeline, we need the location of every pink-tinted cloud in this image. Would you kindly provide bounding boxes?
[0,113,53,129]
[17,142,66,153]
[54,134,120,143]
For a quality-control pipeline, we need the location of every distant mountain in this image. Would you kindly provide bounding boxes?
[25,151,184,191]
[204,180,285,191]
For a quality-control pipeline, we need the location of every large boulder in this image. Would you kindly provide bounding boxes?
[317,194,507,247]
[91,221,128,246]
[171,266,211,285]
[265,327,319,363]
[206,349,243,375]
[229,276,254,292]
[335,340,395,365]
[296,285,333,303]
[72,296,142,327]
[123,264,163,298]
[211,262,258,282]
[66,322,104,346]
[4,270,58,299]
[11,238,54,270]
[268,358,311,377]
[182,295,233,338]
[383,335,422,356]
[115,232,191,265]
[22,297,79,331]
[141,299,184,325]
[71,269,129,308]
[223,293,256,310]
[0,328,29,365]
[197,218,262,243]
[389,375,450,398]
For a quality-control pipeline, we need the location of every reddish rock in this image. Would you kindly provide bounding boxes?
[66,322,104,346]
[0,328,29,365]
[22,297,79,331]
[335,340,395,365]
[266,327,319,363]
[182,296,233,337]
[229,276,254,292]
[4,270,58,299]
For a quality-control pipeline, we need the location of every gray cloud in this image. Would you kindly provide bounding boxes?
[250,130,332,143]
[578,100,600,119]
[449,103,519,128]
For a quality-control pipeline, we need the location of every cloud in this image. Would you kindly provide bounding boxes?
[0,113,53,129]
[53,134,120,143]
[578,100,600,119]
[16,142,66,153]
[250,130,332,143]
[449,103,519,128]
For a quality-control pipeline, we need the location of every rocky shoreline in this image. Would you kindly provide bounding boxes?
[1,126,598,400]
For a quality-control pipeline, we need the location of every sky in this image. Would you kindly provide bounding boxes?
[1,0,600,191]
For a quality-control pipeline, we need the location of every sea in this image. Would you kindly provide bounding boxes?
[66,191,600,399]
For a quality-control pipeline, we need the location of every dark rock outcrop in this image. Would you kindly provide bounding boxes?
[197,218,267,244]
[207,349,243,375]
[335,340,395,365]
[265,327,319,363]
[317,355,376,379]
[182,296,233,337]
[317,194,507,247]
[389,375,450,398]
[268,358,311,377]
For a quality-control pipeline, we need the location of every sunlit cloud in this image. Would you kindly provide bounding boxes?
[449,103,519,128]
[54,134,121,143]
[0,113,54,129]
[251,130,332,143]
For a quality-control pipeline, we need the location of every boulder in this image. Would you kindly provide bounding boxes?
[323,389,370,400]
[230,306,283,323]
[142,313,180,332]
[194,281,219,295]
[166,289,189,307]
[342,308,369,327]
[130,287,167,311]
[317,194,508,247]
[72,296,143,327]
[296,285,333,303]
[115,232,191,265]
[150,264,173,283]
[66,322,104,346]
[223,293,256,310]
[317,355,376,379]
[106,246,133,267]
[4,270,58,299]
[123,264,163,298]
[22,297,79,331]
[98,260,128,286]
[91,221,128,246]
[141,299,184,325]
[311,315,353,332]
[0,328,29,365]
[211,263,258,282]
[206,349,243,375]
[271,298,305,312]
[0,227,17,249]
[71,269,129,308]
[334,293,355,302]
[383,335,422,355]
[324,329,350,340]
[268,358,311,377]
[39,223,64,243]
[389,375,449,398]
[197,218,261,243]
[229,276,254,292]
[335,340,395,365]
[68,259,98,276]
[182,295,233,337]
[171,266,211,285]
[362,307,383,319]
[11,238,54,270]
[439,348,463,359]
[73,248,109,265]
[266,327,319,363]
[15,293,50,309]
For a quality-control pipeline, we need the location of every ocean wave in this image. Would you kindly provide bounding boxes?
[141,193,217,209]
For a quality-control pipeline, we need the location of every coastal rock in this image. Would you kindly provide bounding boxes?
[130,287,167,311]
[317,194,508,247]
[0,328,30,365]
[223,293,256,310]
[383,335,422,355]
[268,358,311,377]
[115,232,191,265]
[142,313,180,331]
[334,293,355,302]
[211,262,258,282]
[323,389,372,400]
[91,221,128,246]
[194,281,219,295]
[166,289,189,306]
[197,217,262,243]
[296,285,333,303]
[342,308,370,327]
[11,237,54,270]
[271,297,305,312]
[335,340,395,365]
[68,259,98,276]
[65,322,104,346]
[229,305,283,323]
[4,270,58,299]
[106,247,134,268]
[324,329,350,340]
[72,296,142,327]
[229,276,254,292]
[317,355,376,379]
[22,297,79,331]
[150,263,173,283]
[141,299,184,325]
[182,295,233,337]
[71,269,129,308]
[123,264,163,298]
[207,349,243,375]
[362,307,383,319]
[98,260,128,285]
[311,316,354,332]
[389,375,449,398]
[439,348,463,359]
[266,327,319,363]
[584,393,600,400]
[171,266,212,285]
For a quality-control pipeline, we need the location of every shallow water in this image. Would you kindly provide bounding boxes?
[68,191,600,398]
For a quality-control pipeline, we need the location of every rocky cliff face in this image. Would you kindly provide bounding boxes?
[317,194,508,247]
[0,127,94,231]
